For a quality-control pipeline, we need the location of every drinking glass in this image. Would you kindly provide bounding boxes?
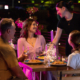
[36,47,43,56]
[23,48,29,60]
[31,53,36,60]
[44,56,50,67]
[45,42,57,62]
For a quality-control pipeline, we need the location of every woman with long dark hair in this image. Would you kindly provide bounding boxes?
[17,19,46,80]
[17,19,46,60]
[49,1,80,56]
[17,18,55,80]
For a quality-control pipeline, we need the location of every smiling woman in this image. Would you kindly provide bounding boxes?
[17,18,47,80]
[17,18,46,60]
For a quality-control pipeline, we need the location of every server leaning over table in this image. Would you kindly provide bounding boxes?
[49,1,80,56]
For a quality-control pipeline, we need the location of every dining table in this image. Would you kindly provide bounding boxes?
[19,61,67,80]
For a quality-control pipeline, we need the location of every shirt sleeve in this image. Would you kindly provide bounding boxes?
[67,54,76,69]
[17,38,24,58]
[57,18,64,29]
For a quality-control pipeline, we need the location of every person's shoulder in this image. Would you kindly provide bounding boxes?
[0,41,11,50]
[68,52,79,59]
[0,38,15,56]
[59,17,65,22]
[58,17,65,25]
[18,37,26,42]
[38,35,45,39]
[0,43,15,57]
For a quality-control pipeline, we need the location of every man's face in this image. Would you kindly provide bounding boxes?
[8,22,16,41]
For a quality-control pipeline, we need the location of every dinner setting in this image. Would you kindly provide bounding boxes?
[1,0,80,80]
[18,42,68,80]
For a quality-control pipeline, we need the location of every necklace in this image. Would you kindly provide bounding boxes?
[27,40,33,45]
[27,39,34,47]
[27,37,37,47]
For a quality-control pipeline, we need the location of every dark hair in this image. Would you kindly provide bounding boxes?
[20,18,37,39]
[70,30,80,52]
[56,1,74,12]
[0,18,14,34]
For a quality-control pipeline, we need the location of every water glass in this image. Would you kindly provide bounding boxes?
[44,56,50,67]
[36,47,43,56]
[31,54,36,60]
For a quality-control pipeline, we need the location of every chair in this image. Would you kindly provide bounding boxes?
[58,33,68,56]
[58,69,80,80]
[41,30,56,43]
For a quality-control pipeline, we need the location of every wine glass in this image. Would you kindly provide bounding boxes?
[36,47,43,56]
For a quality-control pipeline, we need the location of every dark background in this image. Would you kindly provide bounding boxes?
[0,0,80,31]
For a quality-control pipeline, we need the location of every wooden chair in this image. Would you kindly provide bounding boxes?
[58,69,80,80]
[58,33,68,57]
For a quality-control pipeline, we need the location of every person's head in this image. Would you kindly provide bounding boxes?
[68,30,80,51]
[0,18,16,41]
[20,18,38,38]
[56,1,73,18]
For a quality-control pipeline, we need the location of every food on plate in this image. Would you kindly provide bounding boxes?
[52,60,66,64]
[28,59,41,63]
[38,56,44,59]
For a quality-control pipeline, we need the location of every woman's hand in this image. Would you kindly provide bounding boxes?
[23,50,28,60]
[18,51,28,62]
[22,53,28,60]
[39,53,46,56]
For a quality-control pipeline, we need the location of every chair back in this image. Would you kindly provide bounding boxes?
[58,69,80,80]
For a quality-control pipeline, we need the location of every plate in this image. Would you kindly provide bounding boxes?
[51,63,66,66]
[51,61,67,66]
[24,60,43,65]
[37,56,44,60]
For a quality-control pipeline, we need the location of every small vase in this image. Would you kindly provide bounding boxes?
[29,14,33,19]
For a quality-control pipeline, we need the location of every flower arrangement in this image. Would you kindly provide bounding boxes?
[27,7,38,14]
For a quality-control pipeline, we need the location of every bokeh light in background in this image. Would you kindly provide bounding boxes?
[4,5,9,9]
[78,0,80,3]
[18,1,20,3]
[41,0,44,3]
[31,0,35,3]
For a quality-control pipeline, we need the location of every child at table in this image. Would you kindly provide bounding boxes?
[67,30,80,70]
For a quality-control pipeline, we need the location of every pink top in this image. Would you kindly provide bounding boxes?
[17,35,46,59]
